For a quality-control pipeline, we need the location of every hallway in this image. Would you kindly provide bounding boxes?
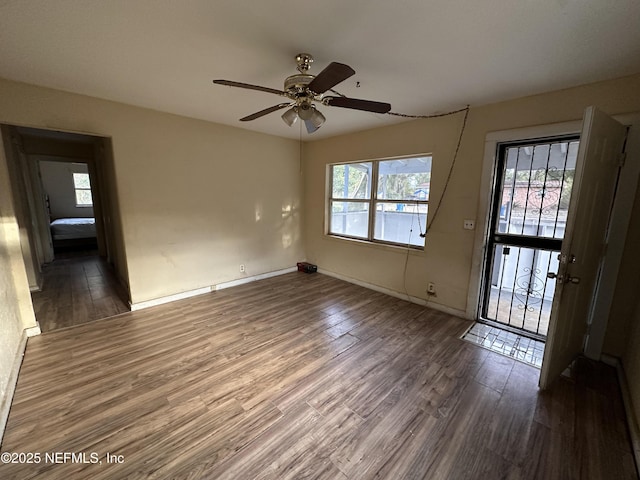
[30,251,129,332]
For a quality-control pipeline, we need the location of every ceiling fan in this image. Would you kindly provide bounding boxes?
[213,53,391,134]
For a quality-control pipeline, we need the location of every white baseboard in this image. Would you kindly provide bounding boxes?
[25,323,41,337]
[130,285,214,311]
[129,267,297,311]
[214,267,297,291]
[602,354,640,477]
[0,329,29,446]
[600,353,618,367]
[317,268,471,320]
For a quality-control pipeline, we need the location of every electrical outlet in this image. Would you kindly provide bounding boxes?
[463,219,475,230]
[427,282,436,294]
[240,264,245,273]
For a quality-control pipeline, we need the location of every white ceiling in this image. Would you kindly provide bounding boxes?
[1,0,639,140]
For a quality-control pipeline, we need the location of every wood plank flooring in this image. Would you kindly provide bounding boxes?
[2,273,636,479]
[30,251,129,332]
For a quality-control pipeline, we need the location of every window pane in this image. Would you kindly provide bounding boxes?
[330,201,369,238]
[377,157,431,201]
[331,163,372,199]
[73,172,91,189]
[374,202,427,247]
[76,189,93,206]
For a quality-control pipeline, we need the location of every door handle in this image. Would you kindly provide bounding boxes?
[547,272,580,284]
[557,254,577,264]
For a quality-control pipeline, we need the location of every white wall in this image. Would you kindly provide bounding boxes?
[39,160,94,219]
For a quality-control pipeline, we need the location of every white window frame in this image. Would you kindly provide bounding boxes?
[327,154,431,249]
[72,172,93,207]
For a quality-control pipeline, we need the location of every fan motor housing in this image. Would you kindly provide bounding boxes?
[284,74,314,95]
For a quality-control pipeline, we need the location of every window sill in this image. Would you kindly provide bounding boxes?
[325,234,425,254]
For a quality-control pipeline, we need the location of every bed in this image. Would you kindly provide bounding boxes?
[50,217,97,249]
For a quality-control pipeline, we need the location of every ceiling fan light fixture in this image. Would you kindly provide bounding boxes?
[304,119,320,134]
[298,102,326,133]
[307,108,326,131]
[281,107,298,126]
[297,102,314,121]
[282,103,325,133]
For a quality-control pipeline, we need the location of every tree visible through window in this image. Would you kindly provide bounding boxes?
[328,155,431,248]
[73,172,93,207]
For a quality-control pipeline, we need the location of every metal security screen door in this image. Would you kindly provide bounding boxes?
[481,137,580,338]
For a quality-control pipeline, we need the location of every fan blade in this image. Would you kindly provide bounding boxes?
[240,103,291,122]
[213,79,286,97]
[324,96,391,113]
[307,62,355,94]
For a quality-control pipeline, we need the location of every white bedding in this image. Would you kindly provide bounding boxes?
[50,217,96,240]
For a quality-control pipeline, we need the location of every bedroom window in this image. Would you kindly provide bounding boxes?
[73,173,93,207]
[328,155,431,248]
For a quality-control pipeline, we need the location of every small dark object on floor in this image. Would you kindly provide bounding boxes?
[297,262,317,273]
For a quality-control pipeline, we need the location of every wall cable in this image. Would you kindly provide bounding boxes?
[387,106,470,120]
[424,106,470,234]
[385,104,470,303]
[402,211,416,301]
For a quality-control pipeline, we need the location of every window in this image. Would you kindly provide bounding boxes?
[73,172,93,207]
[328,155,431,248]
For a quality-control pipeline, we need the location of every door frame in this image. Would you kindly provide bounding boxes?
[479,135,579,339]
[0,123,130,301]
[468,113,640,360]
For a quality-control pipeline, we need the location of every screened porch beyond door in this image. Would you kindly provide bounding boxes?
[481,139,579,339]
[486,246,560,337]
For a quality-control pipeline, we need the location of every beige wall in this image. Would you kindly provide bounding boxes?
[39,160,94,219]
[604,173,640,355]
[0,133,38,422]
[303,74,640,326]
[1,129,41,289]
[617,128,640,438]
[0,77,303,305]
[96,138,128,287]
[623,297,640,434]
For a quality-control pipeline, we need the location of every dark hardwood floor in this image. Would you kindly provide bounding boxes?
[30,250,129,332]
[2,273,636,479]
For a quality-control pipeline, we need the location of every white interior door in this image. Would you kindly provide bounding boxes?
[539,107,627,389]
